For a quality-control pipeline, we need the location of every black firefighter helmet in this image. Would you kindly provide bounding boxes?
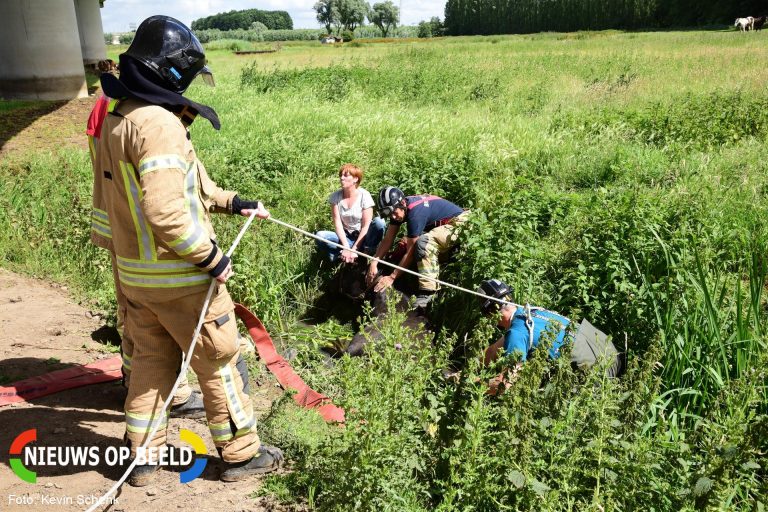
[377,186,405,217]
[478,279,513,315]
[124,15,213,94]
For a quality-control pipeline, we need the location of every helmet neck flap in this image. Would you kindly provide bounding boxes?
[101,54,221,130]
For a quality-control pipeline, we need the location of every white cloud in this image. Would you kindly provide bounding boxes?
[100,0,444,32]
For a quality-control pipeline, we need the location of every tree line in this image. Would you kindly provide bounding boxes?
[191,9,293,31]
[444,0,768,35]
[314,0,400,37]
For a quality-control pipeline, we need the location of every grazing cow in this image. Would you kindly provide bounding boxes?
[752,16,766,30]
[735,17,754,31]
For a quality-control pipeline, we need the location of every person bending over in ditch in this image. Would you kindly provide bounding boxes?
[315,163,385,264]
[477,279,623,394]
[367,187,470,310]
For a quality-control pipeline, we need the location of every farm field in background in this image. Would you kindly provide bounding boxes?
[1,29,767,510]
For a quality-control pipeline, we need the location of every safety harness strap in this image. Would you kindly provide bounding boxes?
[522,304,571,352]
[406,195,441,210]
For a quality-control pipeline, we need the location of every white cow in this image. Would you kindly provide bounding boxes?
[735,16,754,31]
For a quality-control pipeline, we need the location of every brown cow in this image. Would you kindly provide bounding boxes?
[752,15,766,30]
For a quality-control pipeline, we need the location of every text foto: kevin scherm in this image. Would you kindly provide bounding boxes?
[7,493,119,506]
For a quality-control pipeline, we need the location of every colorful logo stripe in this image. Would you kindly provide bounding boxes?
[10,429,36,483]
[179,429,207,483]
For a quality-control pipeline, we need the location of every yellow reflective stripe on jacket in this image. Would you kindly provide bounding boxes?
[91,208,112,238]
[125,410,168,434]
[88,135,96,160]
[186,165,206,226]
[138,154,190,177]
[118,269,211,288]
[116,256,209,288]
[116,255,198,274]
[91,221,112,239]
[107,98,120,113]
[219,364,250,429]
[120,160,156,261]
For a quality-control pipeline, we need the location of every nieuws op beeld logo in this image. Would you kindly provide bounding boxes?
[10,428,208,484]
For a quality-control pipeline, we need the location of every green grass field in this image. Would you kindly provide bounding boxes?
[1,30,767,510]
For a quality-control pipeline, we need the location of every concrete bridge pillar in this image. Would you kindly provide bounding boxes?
[0,0,88,100]
[74,0,106,66]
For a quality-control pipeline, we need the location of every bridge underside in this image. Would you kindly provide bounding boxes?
[0,0,106,100]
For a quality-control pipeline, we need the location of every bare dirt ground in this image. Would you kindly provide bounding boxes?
[0,95,293,512]
[0,272,289,512]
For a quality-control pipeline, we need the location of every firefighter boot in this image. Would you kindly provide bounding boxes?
[169,389,206,419]
[220,445,284,482]
[127,463,162,487]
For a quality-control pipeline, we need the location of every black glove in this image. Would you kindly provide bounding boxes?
[208,253,231,278]
[232,195,259,215]
[195,240,230,278]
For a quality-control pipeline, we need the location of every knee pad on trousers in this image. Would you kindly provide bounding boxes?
[236,353,251,396]
[416,234,430,260]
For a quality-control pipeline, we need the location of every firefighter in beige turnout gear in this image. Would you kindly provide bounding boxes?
[88,96,202,417]
[96,15,283,486]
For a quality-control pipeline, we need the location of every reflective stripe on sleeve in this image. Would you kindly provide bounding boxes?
[91,221,112,239]
[138,154,190,177]
[121,351,132,371]
[158,162,209,257]
[168,222,208,256]
[92,208,109,223]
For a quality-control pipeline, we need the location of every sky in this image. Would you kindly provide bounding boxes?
[100,0,445,33]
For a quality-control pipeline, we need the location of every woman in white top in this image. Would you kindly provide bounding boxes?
[315,164,386,264]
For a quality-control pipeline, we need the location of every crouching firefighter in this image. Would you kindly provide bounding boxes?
[477,279,624,393]
[367,187,470,310]
[96,15,283,486]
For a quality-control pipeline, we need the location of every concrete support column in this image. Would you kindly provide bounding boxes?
[0,0,88,100]
[74,0,107,66]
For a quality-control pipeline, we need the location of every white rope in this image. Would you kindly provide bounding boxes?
[85,210,260,512]
[265,216,516,309]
